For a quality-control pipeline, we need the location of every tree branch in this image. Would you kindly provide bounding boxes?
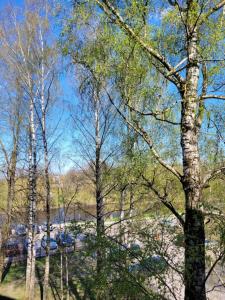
[200,0,225,23]
[203,166,225,186]
[0,139,10,167]
[205,250,225,284]
[125,102,180,125]
[105,90,182,181]
[196,62,207,127]
[95,0,185,88]
[202,95,225,101]
[142,175,185,228]
[168,0,187,12]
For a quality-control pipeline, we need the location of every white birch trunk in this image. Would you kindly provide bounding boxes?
[26,95,37,300]
[182,25,206,300]
[39,26,51,300]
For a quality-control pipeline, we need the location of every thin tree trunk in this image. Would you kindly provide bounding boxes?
[182,26,206,300]
[42,110,51,300]
[119,188,125,239]
[2,130,19,238]
[119,188,125,223]
[43,253,50,300]
[40,49,51,300]
[60,250,63,300]
[65,251,69,300]
[37,25,51,299]
[128,189,134,219]
[6,173,15,236]
[95,94,104,276]
[26,97,37,300]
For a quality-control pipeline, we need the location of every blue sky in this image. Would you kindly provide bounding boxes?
[0,0,224,174]
[0,0,24,8]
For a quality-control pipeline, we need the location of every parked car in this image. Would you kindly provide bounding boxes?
[142,255,167,273]
[174,233,184,247]
[41,236,58,250]
[2,240,20,257]
[41,223,54,232]
[159,218,178,228]
[129,255,167,275]
[107,243,129,262]
[205,239,217,248]
[56,232,75,247]
[129,243,142,256]
[15,224,27,236]
[76,233,88,242]
[33,224,41,234]
[23,239,42,257]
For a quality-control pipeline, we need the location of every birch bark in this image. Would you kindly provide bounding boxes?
[26,95,37,300]
[94,93,105,276]
[39,26,51,300]
[182,26,206,300]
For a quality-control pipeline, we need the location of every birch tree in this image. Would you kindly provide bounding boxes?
[69,58,119,293]
[63,1,225,299]
[0,74,24,236]
[0,9,37,300]
[0,2,57,298]
[33,5,58,298]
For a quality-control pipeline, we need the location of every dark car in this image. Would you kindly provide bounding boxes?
[15,224,27,236]
[141,255,167,273]
[56,232,75,247]
[41,236,58,250]
[76,233,87,242]
[33,224,41,234]
[107,243,129,262]
[129,243,142,256]
[129,255,167,275]
[23,239,42,257]
[2,240,20,257]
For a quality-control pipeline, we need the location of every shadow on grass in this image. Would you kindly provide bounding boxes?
[1,257,13,283]
[0,295,16,299]
[49,275,61,300]
[36,265,43,300]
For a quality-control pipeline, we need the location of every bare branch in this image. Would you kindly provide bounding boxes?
[203,166,225,186]
[0,139,9,167]
[168,0,187,12]
[205,250,225,284]
[202,95,225,101]
[142,175,185,227]
[196,62,207,127]
[125,102,180,126]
